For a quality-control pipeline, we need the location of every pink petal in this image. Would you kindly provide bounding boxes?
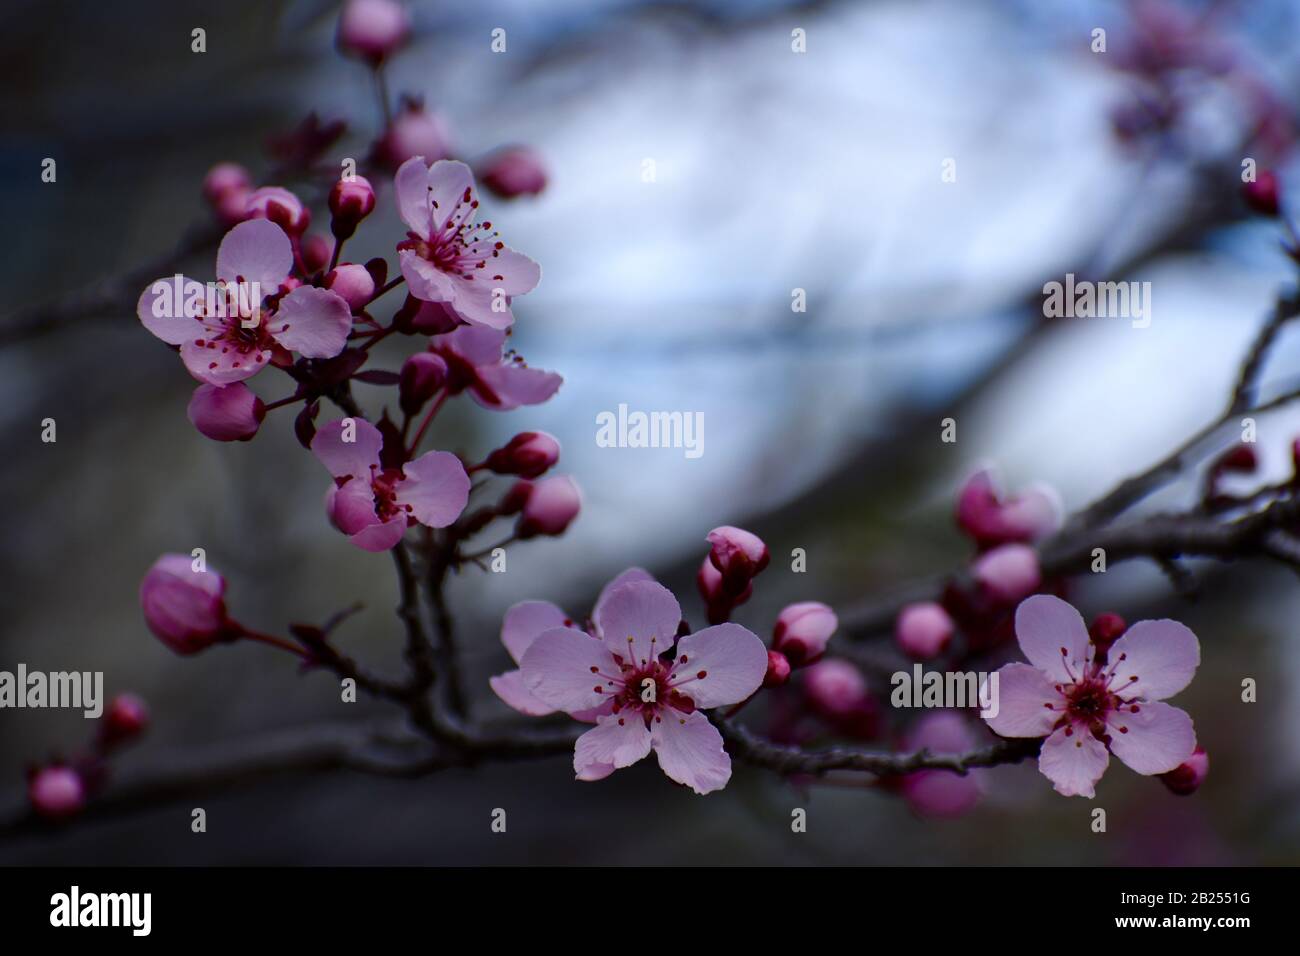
[591,568,655,635]
[311,418,383,478]
[901,712,983,818]
[471,363,562,410]
[138,276,205,345]
[425,159,476,235]
[520,627,621,713]
[1106,619,1200,702]
[650,709,732,795]
[489,669,556,717]
[500,600,569,664]
[394,156,433,238]
[999,482,1064,540]
[442,324,505,366]
[448,278,514,330]
[982,662,1062,738]
[325,479,379,535]
[577,762,616,781]
[1106,701,1196,775]
[269,286,352,358]
[1038,725,1109,798]
[399,249,459,303]
[395,451,470,528]
[180,337,268,386]
[348,515,407,552]
[668,623,768,709]
[573,714,653,780]
[215,219,292,290]
[486,247,541,296]
[1014,594,1092,684]
[593,580,682,668]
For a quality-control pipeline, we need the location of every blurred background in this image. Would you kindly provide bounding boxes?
[2,0,1300,864]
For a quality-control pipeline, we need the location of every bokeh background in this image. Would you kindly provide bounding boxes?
[3,0,1300,864]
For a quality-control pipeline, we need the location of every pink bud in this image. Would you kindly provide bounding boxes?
[139,554,230,655]
[202,162,251,204]
[1242,170,1280,217]
[481,146,548,199]
[301,234,334,275]
[187,383,265,442]
[696,556,752,625]
[1161,746,1209,795]
[28,766,85,820]
[900,712,982,818]
[972,544,1041,604]
[245,186,310,235]
[773,601,837,667]
[956,468,1062,549]
[804,659,869,717]
[100,694,150,749]
[762,649,791,688]
[337,0,410,65]
[485,432,561,479]
[706,525,770,594]
[324,262,376,311]
[373,105,452,170]
[498,480,533,516]
[1088,612,1127,653]
[895,601,954,660]
[399,352,449,416]
[329,175,377,239]
[516,476,581,538]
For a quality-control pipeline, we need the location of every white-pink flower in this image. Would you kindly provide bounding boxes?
[395,158,540,330]
[519,579,768,794]
[311,418,470,552]
[984,594,1199,798]
[138,220,352,386]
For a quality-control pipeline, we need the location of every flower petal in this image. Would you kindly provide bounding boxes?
[325,480,379,535]
[593,580,682,667]
[471,363,562,410]
[311,418,383,479]
[425,159,476,235]
[982,662,1062,738]
[348,515,407,552]
[1014,594,1092,684]
[269,286,352,358]
[399,249,459,303]
[215,219,292,290]
[650,709,732,795]
[520,627,621,713]
[573,714,652,780]
[1106,701,1196,775]
[668,623,768,709]
[394,156,433,238]
[485,247,540,296]
[591,568,655,635]
[1106,619,1200,702]
[501,601,570,664]
[138,276,205,345]
[489,669,556,717]
[1038,725,1109,798]
[395,450,470,528]
[180,337,269,386]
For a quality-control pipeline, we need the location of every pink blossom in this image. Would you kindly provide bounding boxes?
[395,157,540,330]
[427,325,561,410]
[803,659,871,724]
[972,543,1041,604]
[772,601,837,667]
[1161,746,1209,795]
[516,475,581,538]
[324,263,376,311]
[398,352,448,415]
[519,579,768,794]
[138,220,353,386]
[140,554,231,655]
[481,146,548,199]
[956,468,1062,549]
[311,418,470,552]
[202,162,251,225]
[983,595,1199,798]
[484,431,560,479]
[374,104,452,170]
[187,382,265,442]
[337,0,410,65]
[490,567,652,720]
[895,601,954,660]
[245,186,311,235]
[707,525,770,590]
[901,712,984,818]
[28,767,85,820]
[329,175,377,239]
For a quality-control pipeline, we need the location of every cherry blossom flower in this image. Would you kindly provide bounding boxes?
[956,467,1063,549]
[481,146,548,199]
[311,418,470,552]
[519,579,768,794]
[900,712,984,818]
[138,220,353,386]
[140,554,232,655]
[395,157,540,330]
[490,567,652,721]
[983,595,1199,798]
[427,325,561,410]
[187,382,265,442]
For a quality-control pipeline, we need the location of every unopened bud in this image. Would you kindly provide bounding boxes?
[516,476,581,538]
[399,352,449,416]
[485,432,560,479]
[895,602,955,661]
[329,175,377,240]
[1161,746,1209,795]
[773,601,837,667]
